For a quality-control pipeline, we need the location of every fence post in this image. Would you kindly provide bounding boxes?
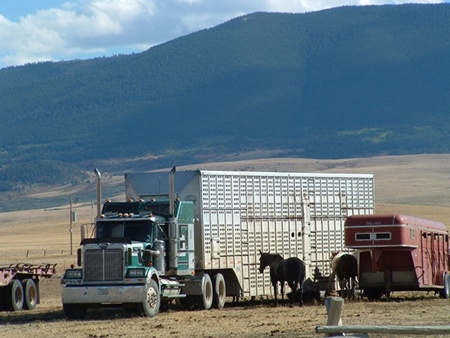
[325,297,344,337]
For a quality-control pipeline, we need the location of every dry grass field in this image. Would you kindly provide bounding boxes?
[1,154,450,337]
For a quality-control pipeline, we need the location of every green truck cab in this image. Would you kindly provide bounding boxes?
[61,197,201,319]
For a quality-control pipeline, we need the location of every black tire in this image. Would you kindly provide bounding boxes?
[364,289,382,301]
[440,273,450,299]
[63,303,87,319]
[196,273,213,310]
[138,279,160,317]
[0,287,5,311]
[23,279,38,310]
[212,273,226,309]
[6,279,24,311]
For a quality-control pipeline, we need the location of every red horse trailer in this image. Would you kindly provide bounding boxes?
[345,214,450,300]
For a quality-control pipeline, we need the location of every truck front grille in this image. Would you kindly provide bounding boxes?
[84,249,124,281]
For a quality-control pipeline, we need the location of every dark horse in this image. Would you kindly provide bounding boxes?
[330,252,358,299]
[258,251,306,306]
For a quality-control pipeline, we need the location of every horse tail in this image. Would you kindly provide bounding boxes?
[296,259,306,306]
[292,258,306,287]
[299,260,307,285]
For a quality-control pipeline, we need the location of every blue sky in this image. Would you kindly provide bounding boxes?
[0,0,448,69]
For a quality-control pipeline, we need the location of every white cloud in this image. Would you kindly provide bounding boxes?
[262,0,443,12]
[0,0,446,68]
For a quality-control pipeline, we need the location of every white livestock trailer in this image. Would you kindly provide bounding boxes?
[124,169,374,301]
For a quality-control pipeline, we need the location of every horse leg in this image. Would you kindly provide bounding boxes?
[345,278,352,299]
[299,282,304,306]
[273,283,278,307]
[329,272,337,296]
[290,284,296,306]
[344,277,354,299]
[280,282,285,306]
[289,281,298,306]
[355,276,359,299]
[338,278,346,298]
[350,277,356,300]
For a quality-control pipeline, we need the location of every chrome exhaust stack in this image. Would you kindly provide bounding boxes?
[168,166,178,273]
[94,168,102,217]
[169,166,176,216]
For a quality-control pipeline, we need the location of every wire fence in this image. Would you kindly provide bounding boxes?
[0,249,72,259]
[0,249,78,273]
[0,249,76,261]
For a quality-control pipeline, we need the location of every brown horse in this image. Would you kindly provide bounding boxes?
[258,251,306,306]
[330,252,358,299]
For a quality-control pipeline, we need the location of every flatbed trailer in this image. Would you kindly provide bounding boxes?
[0,263,56,311]
[345,214,450,300]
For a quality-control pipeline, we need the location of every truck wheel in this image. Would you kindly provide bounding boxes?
[6,279,24,311]
[23,279,38,310]
[196,273,213,310]
[63,303,87,319]
[138,279,160,317]
[212,273,226,309]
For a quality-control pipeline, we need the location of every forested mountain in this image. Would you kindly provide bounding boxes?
[0,4,450,193]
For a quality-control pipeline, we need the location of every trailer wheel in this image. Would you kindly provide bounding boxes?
[0,287,5,311]
[138,279,160,317]
[212,273,226,309]
[440,273,450,299]
[23,279,38,310]
[364,289,382,301]
[196,273,213,310]
[63,303,87,319]
[6,279,24,311]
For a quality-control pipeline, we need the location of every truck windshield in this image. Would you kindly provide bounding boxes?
[96,220,156,242]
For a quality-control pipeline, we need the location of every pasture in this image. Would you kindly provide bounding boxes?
[1,154,450,337]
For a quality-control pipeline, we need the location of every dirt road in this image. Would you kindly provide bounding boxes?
[2,276,450,338]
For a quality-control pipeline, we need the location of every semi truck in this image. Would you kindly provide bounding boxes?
[0,263,56,311]
[61,168,374,318]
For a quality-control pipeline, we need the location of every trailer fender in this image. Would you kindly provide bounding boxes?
[181,275,205,295]
[145,267,160,285]
[179,272,213,310]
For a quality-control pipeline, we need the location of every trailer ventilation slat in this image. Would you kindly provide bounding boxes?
[84,249,123,281]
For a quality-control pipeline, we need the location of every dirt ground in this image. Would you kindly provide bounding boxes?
[2,154,450,337]
[1,277,450,338]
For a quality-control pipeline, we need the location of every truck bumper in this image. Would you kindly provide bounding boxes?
[62,284,147,304]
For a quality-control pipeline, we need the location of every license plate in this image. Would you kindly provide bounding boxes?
[98,288,108,295]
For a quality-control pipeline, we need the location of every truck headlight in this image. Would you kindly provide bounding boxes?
[65,269,82,279]
[127,268,145,277]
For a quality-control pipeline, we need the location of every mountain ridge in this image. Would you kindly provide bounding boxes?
[0,4,449,199]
